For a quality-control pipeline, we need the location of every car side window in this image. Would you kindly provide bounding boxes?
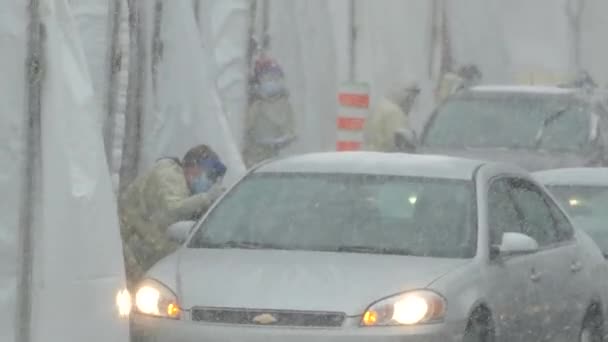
[488,179,522,245]
[508,179,559,247]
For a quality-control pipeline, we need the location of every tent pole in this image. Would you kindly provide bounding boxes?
[151,0,163,95]
[261,0,270,50]
[103,0,123,173]
[246,0,259,108]
[348,0,357,82]
[17,0,43,341]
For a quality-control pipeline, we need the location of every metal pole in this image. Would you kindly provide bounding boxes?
[193,0,201,27]
[348,0,357,82]
[103,0,123,172]
[428,0,439,79]
[261,0,270,50]
[439,0,452,76]
[151,0,163,96]
[247,0,259,112]
[565,0,585,72]
[17,0,43,341]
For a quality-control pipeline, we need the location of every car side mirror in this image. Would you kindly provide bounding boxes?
[395,128,418,153]
[497,232,539,256]
[167,220,196,244]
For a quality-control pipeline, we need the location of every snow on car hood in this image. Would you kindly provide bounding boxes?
[418,147,589,171]
[147,248,469,316]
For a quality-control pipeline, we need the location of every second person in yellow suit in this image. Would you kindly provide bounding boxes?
[364,82,420,152]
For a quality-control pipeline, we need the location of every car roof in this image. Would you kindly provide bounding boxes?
[468,85,577,95]
[254,152,486,180]
[534,168,608,186]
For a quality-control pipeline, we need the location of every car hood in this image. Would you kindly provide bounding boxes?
[147,249,469,315]
[418,147,589,171]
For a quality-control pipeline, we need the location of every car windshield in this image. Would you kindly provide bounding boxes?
[547,185,608,251]
[423,95,590,152]
[189,173,477,259]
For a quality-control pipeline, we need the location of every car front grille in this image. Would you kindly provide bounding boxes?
[191,307,346,327]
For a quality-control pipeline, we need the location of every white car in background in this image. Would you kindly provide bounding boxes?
[535,168,608,257]
[131,153,608,342]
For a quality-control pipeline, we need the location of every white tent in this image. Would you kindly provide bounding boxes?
[0,1,28,341]
[0,0,129,341]
[266,0,339,153]
[195,0,251,148]
[136,0,247,187]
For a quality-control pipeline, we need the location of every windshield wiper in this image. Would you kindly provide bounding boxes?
[534,107,570,148]
[198,240,285,250]
[336,245,413,256]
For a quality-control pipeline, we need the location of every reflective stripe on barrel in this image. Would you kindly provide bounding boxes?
[337,84,370,151]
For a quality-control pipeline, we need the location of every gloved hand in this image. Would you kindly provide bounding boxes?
[394,128,417,152]
[206,183,226,203]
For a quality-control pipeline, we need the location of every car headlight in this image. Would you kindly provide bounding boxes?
[134,279,181,319]
[115,289,132,318]
[361,290,446,326]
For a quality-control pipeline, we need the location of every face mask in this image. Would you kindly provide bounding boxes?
[191,174,213,194]
[258,80,284,98]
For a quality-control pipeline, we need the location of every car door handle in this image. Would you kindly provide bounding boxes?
[530,270,541,282]
[570,261,583,273]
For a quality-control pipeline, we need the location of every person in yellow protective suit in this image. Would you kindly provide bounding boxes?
[119,145,227,287]
[243,56,297,168]
[364,82,420,152]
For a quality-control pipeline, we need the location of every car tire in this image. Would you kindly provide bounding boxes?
[580,305,603,342]
[463,309,495,342]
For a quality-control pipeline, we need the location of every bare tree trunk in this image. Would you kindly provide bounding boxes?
[103,0,123,172]
[566,0,585,72]
[17,1,44,341]
[120,0,146,193]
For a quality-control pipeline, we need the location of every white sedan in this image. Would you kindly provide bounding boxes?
[131,153,608,342]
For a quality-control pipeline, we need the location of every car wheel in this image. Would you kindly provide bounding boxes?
[580,306,603,342]
[463,309,495,342]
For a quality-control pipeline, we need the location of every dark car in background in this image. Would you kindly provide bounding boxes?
[400,86,608,171]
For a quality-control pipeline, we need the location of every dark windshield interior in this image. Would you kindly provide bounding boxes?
[423,95,590,152]
[189,173,477,259]
[547,185,608,251]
